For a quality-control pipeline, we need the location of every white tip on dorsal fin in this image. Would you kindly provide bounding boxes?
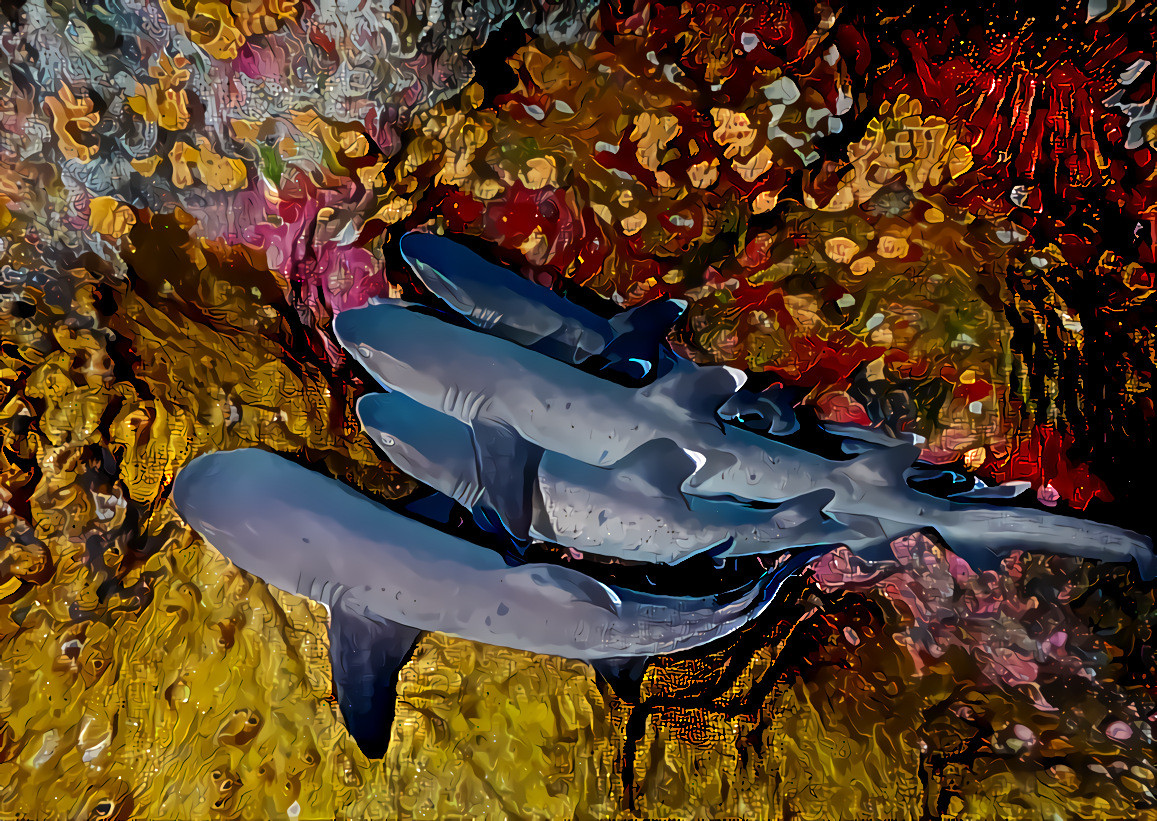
[681,448,708,473]
[721,365,747,390]
[640,361,748,418]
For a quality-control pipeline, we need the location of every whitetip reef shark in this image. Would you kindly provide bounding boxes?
[335,298,1154,574]
[399,230,686,380]
[172,448,784,758]
[356,390,884,563]
[172,231,1155,759]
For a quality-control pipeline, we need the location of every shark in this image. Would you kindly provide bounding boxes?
[399,231,686,379]
[170,233,1157,759]
[401,231,810,434]
[172,448,783,758]
[356,391,885,563]
[334,300,1156,577]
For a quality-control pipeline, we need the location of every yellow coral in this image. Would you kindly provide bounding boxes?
[88,197,137,238]
[168,138,248,191]
[44,85,100,163]
[128,55,192,131]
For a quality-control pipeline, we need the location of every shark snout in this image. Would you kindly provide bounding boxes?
[171,451,225,529]
[399,232,477,314]
[332,306,368,355]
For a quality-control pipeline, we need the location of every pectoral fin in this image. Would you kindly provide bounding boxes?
[401,490,459,524]
[824,421,925,453]
[470,417,542,540]
[949,481,1033,501]
[328,603,423,759]
[589,655,650,702]
[761,544,833,597]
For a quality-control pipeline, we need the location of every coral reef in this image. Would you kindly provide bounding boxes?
[1,0,1156,817]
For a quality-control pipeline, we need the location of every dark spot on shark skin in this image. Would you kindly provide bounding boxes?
[302,538,310,543]
[497,603,509,616]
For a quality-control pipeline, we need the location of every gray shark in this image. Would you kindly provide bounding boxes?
[172,448,781,756]
[335,301,1156,577]
[400,231,687,377]
[357,391,885,563]
[334,300,829,491]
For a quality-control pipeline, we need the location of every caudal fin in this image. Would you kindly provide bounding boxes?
[930,505,1156,579]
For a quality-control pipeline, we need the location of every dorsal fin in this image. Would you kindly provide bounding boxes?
[639,360,747,418]
[600,298,688,378]
[679,447,740,494]
[836,443,922,490]
[599,438,701,494]
[607,297,688,338]
[769,488,837,528]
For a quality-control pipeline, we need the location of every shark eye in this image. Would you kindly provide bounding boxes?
[357,344,372,358]
[379,434,395,447]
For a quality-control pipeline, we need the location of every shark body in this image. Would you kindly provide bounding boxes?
[400,231,685,377]
[357,391,883,563]
[169,233,1157,760]
[336,301,1156,577]
[172,448,781,755]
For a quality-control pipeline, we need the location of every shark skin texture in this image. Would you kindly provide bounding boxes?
[172,448,781,756]
[356,391,885,564]
[171,232,1156,758]
[401,230,807,429]
[172,449,777,660]
[334,299,1156,577]
[399,231,686,379]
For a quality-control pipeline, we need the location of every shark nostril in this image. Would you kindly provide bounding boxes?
[379,434,395,447]
[357,344,372,358]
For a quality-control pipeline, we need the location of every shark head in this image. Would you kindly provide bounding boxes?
[333,301,458,404]
[355,392,484,508]
[399,231,479,316]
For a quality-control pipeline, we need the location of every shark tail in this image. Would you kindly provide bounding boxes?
[926,504,1156,578]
